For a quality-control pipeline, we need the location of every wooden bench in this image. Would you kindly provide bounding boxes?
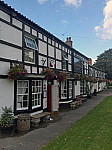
[76,95,87,102]
[70,95,87,109]
[31,112,51,127]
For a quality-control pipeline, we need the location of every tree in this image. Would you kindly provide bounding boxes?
[93,49,112,79]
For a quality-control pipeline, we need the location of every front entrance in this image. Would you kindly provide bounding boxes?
[47,81,59,112]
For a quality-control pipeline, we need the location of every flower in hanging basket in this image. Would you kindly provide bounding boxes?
[93,78,98,83]
[8,64,27,80]
[74,73,80,80]
[87,76,94,82]
[41,68,55,81]
[80,74,88,81]
[57,71,68,81]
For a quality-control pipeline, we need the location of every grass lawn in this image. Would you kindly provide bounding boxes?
[41,96,112,150]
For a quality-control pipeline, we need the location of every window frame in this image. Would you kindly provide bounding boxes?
[17,80,29,110]
[24,36,38,64]
[32,80,42,109]
[61,81,67,99]
[69,81,72,98]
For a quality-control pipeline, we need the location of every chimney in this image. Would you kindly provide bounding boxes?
[88,58,92,65]
[65,37,72,48]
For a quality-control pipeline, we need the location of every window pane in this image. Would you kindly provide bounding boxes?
[24,49,35,63]
[61,81,67,99]
[32,80,42,108]
[17,80,29,110]
[24,37,37,50]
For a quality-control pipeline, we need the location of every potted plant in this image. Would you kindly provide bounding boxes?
[0,106,14,138]
[8,63,27,80]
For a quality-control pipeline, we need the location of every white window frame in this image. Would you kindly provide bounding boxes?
[24,48,35,64]
[80,80,83,95]
[32,80,42,109]
[61,81,67,99]
[69,81,72,98]
[17,80,29,110]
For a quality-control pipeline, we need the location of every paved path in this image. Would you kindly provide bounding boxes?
[0,89,112,150]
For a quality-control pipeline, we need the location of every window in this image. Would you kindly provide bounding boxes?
[17,80,29,110]
[24,36,37,63]
[62,53,68,70]
[69,81,72,98]
[84,81,86,94]
[32,80,42,108]
[80,81,83,95]
[62,61,66,70]
[74,57,82,73]
[61,81,67,99]
[24,36,37,50]
[24,48,35,63]
[17,80,42,111]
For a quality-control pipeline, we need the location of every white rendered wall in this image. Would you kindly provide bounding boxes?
[0,61,10,75]
[32,67,37,74]
[68,55,71,63]
[56,49,61,60]
[0,10,10,22]
[24,25,30,33]
[25,65,31,73]
[75,81,80,96]
[39,55,47,67]
[68,64,72,71]
[91,83,94,94]
[39,40,47,55]
[0,21,22,47]
[0,44,22,61]
[43,80,47,109]
[48,45,54,58]
[56,61,61,69]
[32,29,37,37]
[0,79,14,117]
[12,18,22,29]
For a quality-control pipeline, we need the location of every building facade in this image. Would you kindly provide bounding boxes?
[0,1,106,117]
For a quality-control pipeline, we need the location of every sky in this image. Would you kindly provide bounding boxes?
[2,0,112,60]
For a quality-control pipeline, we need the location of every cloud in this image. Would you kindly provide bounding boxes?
[61,19,68,24]
[37,0,47,4]
[64,0,82,8]
[95,0,112,39]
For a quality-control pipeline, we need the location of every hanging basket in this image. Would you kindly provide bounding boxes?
[8,64,27,80]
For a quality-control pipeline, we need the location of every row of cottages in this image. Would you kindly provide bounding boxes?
[0,1,106,117]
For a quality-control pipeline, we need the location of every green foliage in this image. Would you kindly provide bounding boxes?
[8,63,27,80]
[42,96,112,150]
[93,49,112,79]
[0,106,14,127]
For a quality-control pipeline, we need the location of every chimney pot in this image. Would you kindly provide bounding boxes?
[65,37,72,48]
[69,37,71,41]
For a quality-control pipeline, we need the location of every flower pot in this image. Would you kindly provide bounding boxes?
[0,126,14,138]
